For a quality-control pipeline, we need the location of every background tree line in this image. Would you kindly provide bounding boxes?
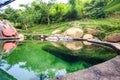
[0,0,119,29]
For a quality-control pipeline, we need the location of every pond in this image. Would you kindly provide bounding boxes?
[0,40,117,80]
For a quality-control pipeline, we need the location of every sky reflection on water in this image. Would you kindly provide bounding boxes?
[0,40,117,80]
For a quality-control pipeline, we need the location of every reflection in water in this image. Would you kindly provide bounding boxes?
[51,42,84,50]
[3,41,17,53]
[0,39,117,80]
[0,40,18,59]
[51,42,61,48]
[43,42,117,63]
[0,41,71,80]
[0,68,16,80]
[83,34,93,45]
[63,42,83,50]
[50,41,94,51]
[0,60,40,80]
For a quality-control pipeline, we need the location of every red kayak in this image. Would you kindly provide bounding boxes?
[2,28,17,37]
[0,20,18,39]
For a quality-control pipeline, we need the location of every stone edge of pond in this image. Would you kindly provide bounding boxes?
[50,55,120,80]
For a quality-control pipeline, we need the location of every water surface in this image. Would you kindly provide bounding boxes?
[0,41,117,80]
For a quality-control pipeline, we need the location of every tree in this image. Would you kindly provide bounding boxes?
[18,4,34,30]
[84,0,109,18]
[31,1,51,25]
[68,0,78,19]
[75,0,92,18]
[4,6,19,25]
[49,3,69,22]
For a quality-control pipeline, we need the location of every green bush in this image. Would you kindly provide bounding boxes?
[90,8,106,18]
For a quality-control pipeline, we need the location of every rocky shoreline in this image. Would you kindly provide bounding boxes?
[51,55,120,80]
[49,28,120,80]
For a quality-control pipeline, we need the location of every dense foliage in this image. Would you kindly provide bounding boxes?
[0,0,120,29]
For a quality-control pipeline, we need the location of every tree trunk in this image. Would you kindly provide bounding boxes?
[25,24,28,31]
[47,14,50,25]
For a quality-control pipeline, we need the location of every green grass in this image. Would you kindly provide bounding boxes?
[21,13,120,40]
[104,0,120,13]
[28,22,70,34]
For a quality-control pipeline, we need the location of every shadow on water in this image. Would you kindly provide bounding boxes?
[0,68,16,80]
[42,42,117,65]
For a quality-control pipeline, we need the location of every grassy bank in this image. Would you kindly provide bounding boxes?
[104,0,120,13]
[19,13,120,40]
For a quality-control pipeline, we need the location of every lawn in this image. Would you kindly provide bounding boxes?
[20,13,120,40]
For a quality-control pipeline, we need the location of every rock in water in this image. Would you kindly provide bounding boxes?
[63,28,83,38]
[104,33,120,42]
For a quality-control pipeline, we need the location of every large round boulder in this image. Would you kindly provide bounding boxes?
[104,33,120,42]
[63,28,83,38]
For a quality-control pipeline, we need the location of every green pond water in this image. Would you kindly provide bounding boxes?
[0,41,117,80]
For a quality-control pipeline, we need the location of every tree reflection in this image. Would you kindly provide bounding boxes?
[0,41,117,79]
[0,68,16,80]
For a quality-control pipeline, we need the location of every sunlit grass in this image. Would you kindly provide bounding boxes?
[25,14,120,40]
[104,0,120,13]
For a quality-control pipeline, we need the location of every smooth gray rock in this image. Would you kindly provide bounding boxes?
[51,55,120,80]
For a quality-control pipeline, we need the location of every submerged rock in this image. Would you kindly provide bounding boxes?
[104,33,120,42]
[63,28,83,38]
